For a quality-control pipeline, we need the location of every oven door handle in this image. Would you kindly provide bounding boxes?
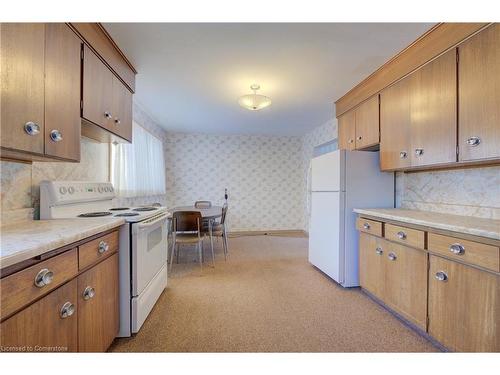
[136,213,168,229]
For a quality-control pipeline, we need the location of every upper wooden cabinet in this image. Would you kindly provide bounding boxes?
[354,95,379,149]
[380,78,411,170]
[338,95,379,151]
[410,49,457,168]
[380,49,457,170]
[82,46,132,143]
[458,23,500,162]
[44,23,82,161]
[0,23,46,155]
[338,110,356,150]
[0,23,82,162]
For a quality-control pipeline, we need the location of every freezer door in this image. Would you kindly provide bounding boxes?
[311,150,344,192]
[308,191,345,284]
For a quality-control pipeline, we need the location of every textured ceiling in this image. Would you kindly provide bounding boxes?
[104,23,434,136]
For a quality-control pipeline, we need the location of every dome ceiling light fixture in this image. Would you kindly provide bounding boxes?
[238,84,272,111]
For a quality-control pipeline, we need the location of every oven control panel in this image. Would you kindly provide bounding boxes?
[40,181,116,205]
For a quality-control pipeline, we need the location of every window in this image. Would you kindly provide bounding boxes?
[111,122,166,197]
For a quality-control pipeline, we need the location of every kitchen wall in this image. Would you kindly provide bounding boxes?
[0,102,168,222]
[301,121,500,223]
[165,132,304,232]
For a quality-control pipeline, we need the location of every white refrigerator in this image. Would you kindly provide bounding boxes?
[308,149,394,287]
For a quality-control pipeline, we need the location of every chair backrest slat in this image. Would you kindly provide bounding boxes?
[173,211,202,232]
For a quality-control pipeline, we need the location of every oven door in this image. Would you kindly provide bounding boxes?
[131,213,168,296]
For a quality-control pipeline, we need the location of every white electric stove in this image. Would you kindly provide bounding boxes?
[40,181,168,337]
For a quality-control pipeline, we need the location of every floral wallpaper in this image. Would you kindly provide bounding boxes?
[165,132,304,231]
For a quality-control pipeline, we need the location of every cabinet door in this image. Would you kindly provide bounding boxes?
[410,49,457,167]
[355,95,379,149]
[380,78,411,170]
[458,24,500,162]
[359,233,385,299]
[383,242,428,330]
[82,45,114,130]
[428,255,499,352]
[0,23,45,154]
[111,76,133,142]
[44,23,82,161]
[0,279,78,352]
[77,253,119,352]
[338,110,356,150]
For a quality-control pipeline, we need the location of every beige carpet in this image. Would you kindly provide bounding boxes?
[109,234,438,352]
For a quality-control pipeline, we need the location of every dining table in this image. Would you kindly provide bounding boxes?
[166,205,223,260]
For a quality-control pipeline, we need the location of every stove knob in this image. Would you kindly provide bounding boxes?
[68,187,75,194]
[59,187,67,195]
[98,186,103,193]
[110,186,114,192]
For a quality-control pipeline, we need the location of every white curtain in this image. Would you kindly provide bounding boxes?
[111,122,166,197]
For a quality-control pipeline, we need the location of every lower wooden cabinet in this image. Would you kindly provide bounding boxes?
[77,253,119,352]
[428,255,500,352]
[0,279,78,352]
[359,233,385,299]
[383,242,428,330]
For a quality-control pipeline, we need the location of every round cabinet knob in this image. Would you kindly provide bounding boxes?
[114,118,121,125]
[399,151,408,159]
[50,130,63,142]
[60,302,75,319]
[348,139,354,144]
[388,252,397,261]
[435,271,448,282]
[449,243,465,255]
[104,111,112,119]
[82,286,96,301]
[357,136,362,141]
[363,222,371,230]
[98,240,109,254]
[415,148,424,156]
[466,136,481,147]
[24,121,40,136]
[375,247,383,255]
[397,231,407,240]
[34,268,54,288]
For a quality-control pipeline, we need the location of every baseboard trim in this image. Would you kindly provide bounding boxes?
[228,230,307,238]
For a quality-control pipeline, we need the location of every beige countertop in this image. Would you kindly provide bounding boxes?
[353,208,500,241]
[0,218,125,270]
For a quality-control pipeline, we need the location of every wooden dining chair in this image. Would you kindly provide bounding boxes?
[169,211,214,271]
[194,200,212,208]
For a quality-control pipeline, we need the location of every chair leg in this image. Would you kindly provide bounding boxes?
[198,242,203,271]
[210,236,215,268]
[223,226,229,258]
[169,241,176,272]
[176,243,180,264]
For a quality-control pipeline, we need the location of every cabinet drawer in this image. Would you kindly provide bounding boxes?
[356,218,383,237]
[78,231,118,270]
[0,248,78,321]
[428,233,500,272]
[385,223,425,249]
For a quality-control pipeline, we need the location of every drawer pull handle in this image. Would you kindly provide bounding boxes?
[388,252,397,261]
[60,302,75,319]
[98,240,109,254]
[375,247,383,255]
[363,223,371,230]
[466,136,481,147]
[399,151,408,159]
[34,268,54,288]
[449,243,465,255]
[83,286,96,301]
[397,231,407,240]
[435,271,448,282]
